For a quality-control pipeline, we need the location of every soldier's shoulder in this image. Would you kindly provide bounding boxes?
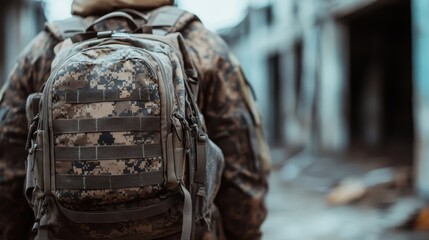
[183,20,230,53]
[181,20,233,76]
[14,28,58,65]
[44,16,90,41]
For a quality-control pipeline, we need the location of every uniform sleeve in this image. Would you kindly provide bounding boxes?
[182,21,270,240]
[0,29,58,239]
[0,30,57,181]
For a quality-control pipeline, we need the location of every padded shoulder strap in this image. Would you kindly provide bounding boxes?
[148,6,200,35]
[45,16,87,41]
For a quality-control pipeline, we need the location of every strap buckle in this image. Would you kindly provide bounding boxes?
[26,114,39,150]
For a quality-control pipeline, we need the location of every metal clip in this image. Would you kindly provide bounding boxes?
[97,31,114,39]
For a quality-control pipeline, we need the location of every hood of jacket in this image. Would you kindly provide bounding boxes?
[71,0,174,17]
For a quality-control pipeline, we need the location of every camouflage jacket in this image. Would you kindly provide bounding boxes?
[0,8,269,240]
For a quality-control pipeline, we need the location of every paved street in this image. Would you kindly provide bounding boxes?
[261,150,429,240]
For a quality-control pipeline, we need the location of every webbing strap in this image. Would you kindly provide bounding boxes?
[195,135,207,184]
[58,193,181,224]
[56,171,164,190]
[149,7,187,27]
[149,6,190,36]
[54,144,161,161]
[25,154,36,202]
[53,117,160,134]
[64,88,150,103]
[180,184,192,240]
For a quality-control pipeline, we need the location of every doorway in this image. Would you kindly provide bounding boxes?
[348,0,413,163]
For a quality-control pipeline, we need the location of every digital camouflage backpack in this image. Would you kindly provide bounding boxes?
[24,6,224,240]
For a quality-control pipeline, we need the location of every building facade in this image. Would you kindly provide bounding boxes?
[221,0,429,197]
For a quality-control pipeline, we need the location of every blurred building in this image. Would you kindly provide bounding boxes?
[220,0,429,197]
[0,0,45,86]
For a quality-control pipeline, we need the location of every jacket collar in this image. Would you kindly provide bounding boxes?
[71,0,174,17]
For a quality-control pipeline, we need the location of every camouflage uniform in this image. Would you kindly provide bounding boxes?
[0,2,269,240]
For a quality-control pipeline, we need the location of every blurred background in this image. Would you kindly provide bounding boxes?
[2,0,429,239]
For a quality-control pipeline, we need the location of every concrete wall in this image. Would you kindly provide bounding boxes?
[222,0,347,150]
[0,0,45,87]
[221,0,414,153]
[412,0,429,198]
[222,0,429,197]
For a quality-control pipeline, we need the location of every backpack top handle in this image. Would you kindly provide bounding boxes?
[85,11,140,32]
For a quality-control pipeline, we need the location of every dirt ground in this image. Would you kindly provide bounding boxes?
[261,150,429,240]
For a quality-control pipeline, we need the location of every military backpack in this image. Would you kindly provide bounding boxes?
[24,6,224,240]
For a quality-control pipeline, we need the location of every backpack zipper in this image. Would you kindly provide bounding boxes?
[143,49,173,133]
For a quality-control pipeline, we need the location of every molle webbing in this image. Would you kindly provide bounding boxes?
[53,117,160,134]
[58,192,181,224]
[54,145,162,161]
[63,88,151,103]
[56,171,164,190]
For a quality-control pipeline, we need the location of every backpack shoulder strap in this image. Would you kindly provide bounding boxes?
[45,16,87,41]
[148,6,202,96]
[148,6,200,35]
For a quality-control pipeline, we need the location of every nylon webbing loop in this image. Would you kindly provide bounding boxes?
[64,88,150,103]
[53,117,160,134]
[86,11,139,32]
[58,193,181,223]
[54,144,161,161]
[195,134,207,184]
[180,183,192,240]
[56,171,164,190]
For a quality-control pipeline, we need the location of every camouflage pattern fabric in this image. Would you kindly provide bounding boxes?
[51,49,163,206]
[0,8,269,240]
[0,31,57,240]
[50,40,174,218]
[182,21,269,240]
[31,188,182,240]
[29,31,196,239]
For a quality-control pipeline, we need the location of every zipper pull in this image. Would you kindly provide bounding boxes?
[171,115,183,142]
[26,114,39,150]
[173,112,189,130]
[173,112,192,150]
